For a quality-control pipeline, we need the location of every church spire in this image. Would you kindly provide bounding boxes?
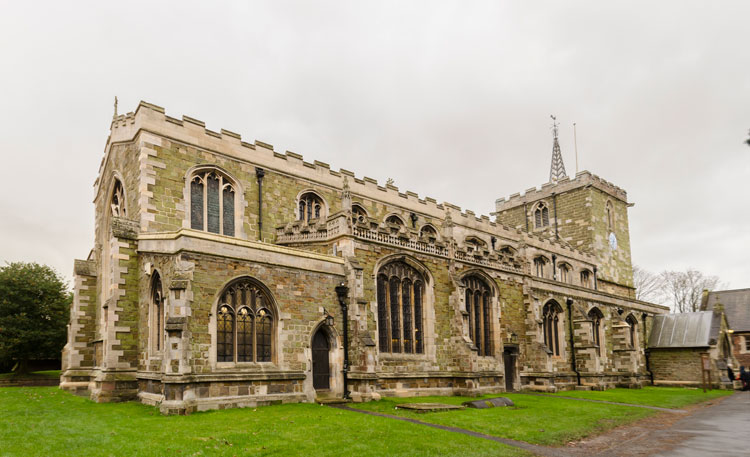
[549,115,567,182]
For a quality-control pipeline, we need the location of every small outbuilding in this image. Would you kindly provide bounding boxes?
[647,311,735,389]
[702,288,750,369]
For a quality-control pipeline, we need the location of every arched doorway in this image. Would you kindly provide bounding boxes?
[312,328,330,390]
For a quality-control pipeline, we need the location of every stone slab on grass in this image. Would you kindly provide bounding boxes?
[396,402,465,412]
[463,397,515,409]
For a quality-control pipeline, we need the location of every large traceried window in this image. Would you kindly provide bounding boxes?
[377,261,425,354]
[543,301,562,356]
[534,202,550,228]
[588,307,604,356]
[150,272,165,353]
[298,192,325,223]
[216,278,274,363]
[111,179,126,217]
[464,276,493,356]
[190,170,235,236]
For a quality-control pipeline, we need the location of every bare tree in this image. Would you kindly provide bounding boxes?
[633,265,663,303]
[660,268,721,313]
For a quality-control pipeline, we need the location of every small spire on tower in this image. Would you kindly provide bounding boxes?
[113,96,118,119]
[549,115,567,182]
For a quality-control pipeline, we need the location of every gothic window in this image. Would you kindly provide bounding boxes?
[558,263,571,283]
[216,278,275,363]
[543,301,562,356]
[352,204,368,225]
[534,202,550,228]
[534,257,548,278]
[190,170,235,236]
[376,261,425,354]
[580,270,592,288]
[606,201,614,232]
[499,246,516,257]
[419,225,438,242]
[626,314,638,348]
[111,179,126,218]
[465,237,487,252]
[298,192,325,223]
[464,275,492,356]
[150,272,164,353]
[588,307,604,356]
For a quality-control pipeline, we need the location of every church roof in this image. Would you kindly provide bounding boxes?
[704,288,750,332]
[648,312,719,349]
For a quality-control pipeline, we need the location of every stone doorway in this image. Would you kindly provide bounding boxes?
[312,328,331,390]
[503,347,517,391]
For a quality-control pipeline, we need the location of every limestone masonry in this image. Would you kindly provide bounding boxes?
[61,101,670,414]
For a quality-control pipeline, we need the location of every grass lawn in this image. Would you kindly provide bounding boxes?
[546,386,734,409]
[0,387,528,457]
[0,370,61,381]
[351,393,655,446]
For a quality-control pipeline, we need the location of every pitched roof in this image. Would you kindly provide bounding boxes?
[648,312,719,348]
[705,288,750,332]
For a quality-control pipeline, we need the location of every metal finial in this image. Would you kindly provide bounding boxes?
[549,115,567,182]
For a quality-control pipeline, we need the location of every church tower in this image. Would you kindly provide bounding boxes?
[494,118,635,297]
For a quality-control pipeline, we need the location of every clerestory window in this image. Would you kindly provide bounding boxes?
[190,170,235,236]
[534,257,548,278]
[298,192,325,223]
[580,270,592,288]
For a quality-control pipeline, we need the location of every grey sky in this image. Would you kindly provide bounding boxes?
[1,1,748,290]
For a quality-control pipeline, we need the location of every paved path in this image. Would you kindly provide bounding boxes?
[650,391,750,457]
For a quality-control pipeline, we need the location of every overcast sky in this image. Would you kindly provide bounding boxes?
[1,1,748,291]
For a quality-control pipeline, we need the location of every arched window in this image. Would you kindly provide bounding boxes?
[534,257,548,278]
[111,179,126,218]
[150,272,164,352]
[588,307,604,356]
[558,264,571,283]
[464,275,493,356]
[580,269,592,288]
[216,278,275,363]
[499,246,516,257]
[190,170,235,236]
[534,202,550,228]
[298,192,325,223]
[419,225,438,242]
[606,201,614,232]
[465,237,487,252]
[376,261,425,354]
[626,314,638,348]
[352,204,368,225]
[543,301,562,356]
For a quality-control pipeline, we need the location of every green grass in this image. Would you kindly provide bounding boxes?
[0,387,528,457]
[351,393,654,446]
[546,386,734,409]
[0,370,61,380]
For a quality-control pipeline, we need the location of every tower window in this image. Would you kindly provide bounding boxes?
[111,179,126,218]
[534,202,550,228]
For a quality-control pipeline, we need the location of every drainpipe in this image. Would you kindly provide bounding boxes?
[552,254,557,281]
[552,193,559,239]
[593,266,598,290]
[566,298,582,386]
[255,167,265,240]
[642,313,654,385]
[335,283,350,399]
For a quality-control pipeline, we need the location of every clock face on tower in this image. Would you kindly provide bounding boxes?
[609,232,618,250]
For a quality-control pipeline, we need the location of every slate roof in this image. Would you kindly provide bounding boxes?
[648,312,719,349]
[704,288,750,332]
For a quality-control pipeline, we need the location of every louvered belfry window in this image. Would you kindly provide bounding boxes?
[376,261,425,354]
[190,170,235,236]
[534,202,549,228]
[464,276,493,356]
[216,278,274,363]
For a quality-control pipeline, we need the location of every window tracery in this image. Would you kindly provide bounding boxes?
[216,278,274,363]
[376,261,425,354]
[111,179,126,218]
[298,192,324,223]
[190,170,235,236]
[534,202,550,228]
[464,275,492,356]
[543,301,562,356]
[419,225,438,242]
[352,204,368,225]
[588,307,604,356]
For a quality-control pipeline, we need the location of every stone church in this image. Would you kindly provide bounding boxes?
[61,101,667,414]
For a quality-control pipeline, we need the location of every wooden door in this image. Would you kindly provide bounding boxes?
[312,329,330,390]
[503,349,515,391]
